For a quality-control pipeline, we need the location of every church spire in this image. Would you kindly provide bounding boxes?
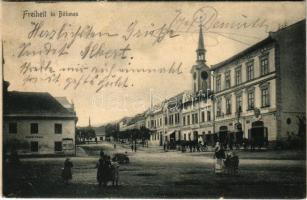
[88,116,91,128]
[198,24,205,50]
[196,23,206,63]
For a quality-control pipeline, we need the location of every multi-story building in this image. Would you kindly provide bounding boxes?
[119,113,146,132]
[146,104,164,146]
[116,19,305,148]
[3,81,78,156]
[211,19,305,144]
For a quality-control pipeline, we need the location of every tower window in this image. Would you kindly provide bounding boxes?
[198,54,204,61]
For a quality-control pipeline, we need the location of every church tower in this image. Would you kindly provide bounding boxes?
[191,24,211,94]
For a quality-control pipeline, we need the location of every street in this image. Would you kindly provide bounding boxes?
[3,142,306,198]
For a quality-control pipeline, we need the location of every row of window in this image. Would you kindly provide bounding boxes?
[165,113,180,126]
[148,113,181,128]
[216,56,270,92]
[149,118,162,128]
[149,110,212,128]
[152,132,162,141]
[9,123,63,134]
[30,141,63,152]
[183,111,211,126]
[216,87,270,117]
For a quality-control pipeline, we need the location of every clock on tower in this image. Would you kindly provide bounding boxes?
[191,24,211,94]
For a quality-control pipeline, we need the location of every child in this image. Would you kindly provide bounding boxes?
[111,161,120,187]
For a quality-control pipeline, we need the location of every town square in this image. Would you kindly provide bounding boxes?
[2,2,306,198]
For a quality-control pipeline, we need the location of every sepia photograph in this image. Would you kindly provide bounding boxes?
[1,2,306,198]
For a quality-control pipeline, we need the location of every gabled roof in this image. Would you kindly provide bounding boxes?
[4,91,76,118]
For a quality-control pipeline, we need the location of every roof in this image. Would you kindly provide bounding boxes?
[55,97,75,113]
[211,37,274,70]
[127,113,145,125]
[93,126,106,136]
[167,92,185,102]
[4,91,76,118]
[55,97,71,108]
[212,19,306,70]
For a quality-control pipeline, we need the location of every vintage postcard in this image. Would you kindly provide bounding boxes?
[2,1,306,198]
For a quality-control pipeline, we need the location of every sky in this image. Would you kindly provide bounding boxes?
[2,2,305,126]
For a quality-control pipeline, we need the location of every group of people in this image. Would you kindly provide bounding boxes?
[61,150,120,187]
[163,140,207,152]
[131,144,137,152]
[96,150,120,187]
[213,141,239,175]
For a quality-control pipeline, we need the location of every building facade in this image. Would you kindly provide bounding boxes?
[211,20,305,144]
[3,81,78,156]
[116,20,306,148]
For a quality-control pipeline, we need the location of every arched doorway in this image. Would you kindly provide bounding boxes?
[234,122,243,147]
[193,131,198,142]
[219,126,228,148]
[248,120,268,149]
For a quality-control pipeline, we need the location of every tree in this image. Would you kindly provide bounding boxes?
[76,127,96,143]
[105,123,119,140]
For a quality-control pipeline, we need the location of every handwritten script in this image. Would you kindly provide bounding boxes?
[13,6,269,92]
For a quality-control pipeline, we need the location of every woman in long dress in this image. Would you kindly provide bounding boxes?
[214,142,225,174]
[62,158,73,184]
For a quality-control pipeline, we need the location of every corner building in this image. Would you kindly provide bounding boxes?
[210,20,305,144]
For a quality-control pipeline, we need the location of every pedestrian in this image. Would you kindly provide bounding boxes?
[134,144,137,152]
[213,142,225,174]
[114,143,116,149]
[197,141,201,152]
[97,151,106,187]
[62,158,73,185]
[131,144,134,152]
[111,161,120,187]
